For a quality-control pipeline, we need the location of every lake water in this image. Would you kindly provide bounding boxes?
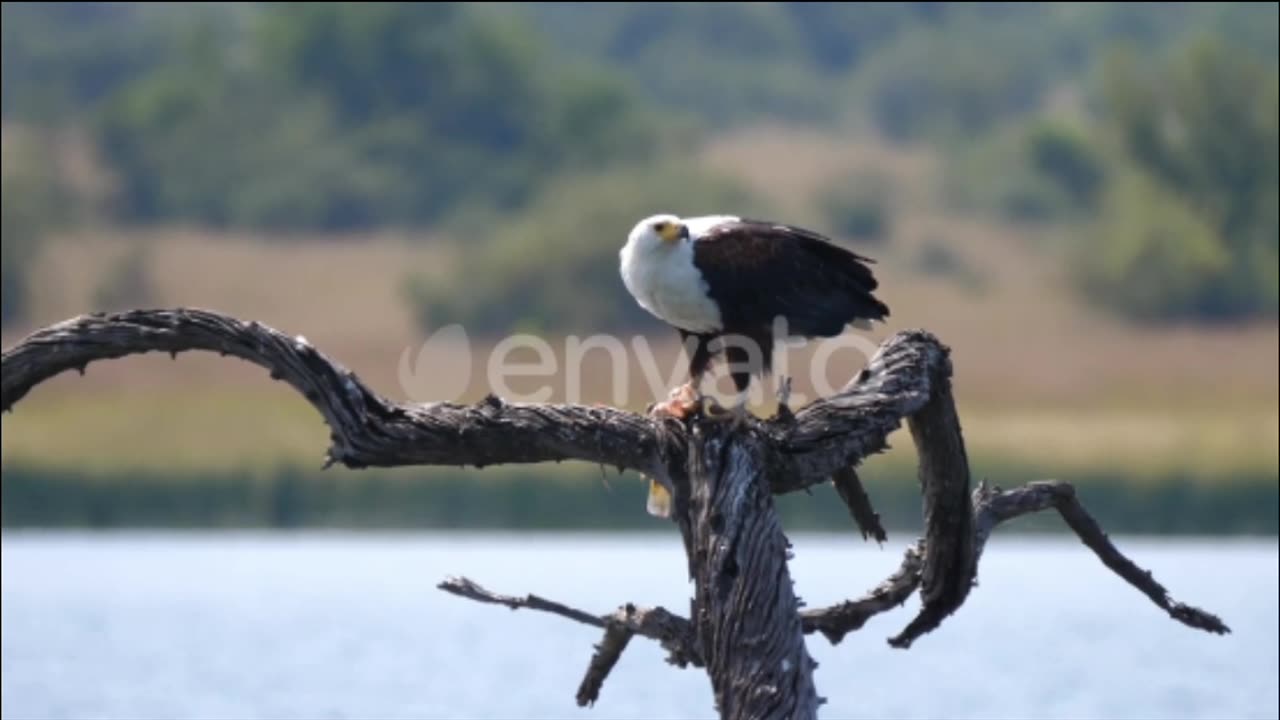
[2,532,1276,720]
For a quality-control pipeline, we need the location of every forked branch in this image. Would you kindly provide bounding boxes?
[438,575,701,706]
[801,479,1231,647]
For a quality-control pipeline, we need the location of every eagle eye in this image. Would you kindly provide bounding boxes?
[652,221,667,231]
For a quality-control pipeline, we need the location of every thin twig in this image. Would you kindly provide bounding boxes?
[438,576,605,627]
[437,577,702,665]
[831,467,888,543]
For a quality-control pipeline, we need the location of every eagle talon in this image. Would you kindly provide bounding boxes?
[700,397,749,429]
[700,395,727,417]
[671,382,699,405]
[651,383,702,420]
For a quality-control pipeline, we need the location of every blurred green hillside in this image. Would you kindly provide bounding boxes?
[1,2,1276,532]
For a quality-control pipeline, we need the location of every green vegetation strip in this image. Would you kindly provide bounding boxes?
[3,463,1274,535]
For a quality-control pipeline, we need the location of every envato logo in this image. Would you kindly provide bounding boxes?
[397,316,882,408]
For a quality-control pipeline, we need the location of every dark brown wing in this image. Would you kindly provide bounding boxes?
[691,219,890,338]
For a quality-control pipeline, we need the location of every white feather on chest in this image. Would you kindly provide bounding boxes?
[620,236,723,334]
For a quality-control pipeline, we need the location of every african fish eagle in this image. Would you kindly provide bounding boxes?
[620,214,890,422]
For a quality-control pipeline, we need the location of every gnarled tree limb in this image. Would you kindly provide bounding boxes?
[969,479,1230,635]
[900,360,975,646]
[1,308,1229,720]
[765,329,950,488]
[800,478,1231,648]
[0,308,679,480]
[801,542,924,645]
[1,309,948,495]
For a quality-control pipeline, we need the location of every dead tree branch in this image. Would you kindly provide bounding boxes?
[578,625,634,708]
[969,479,1230,635]
[901,359,975,647]
[832,467,888,543]
[1,308,1229,720]
[801,542,925,645]
[2,310,946,494]
[764,329,951,487]
[437,574,702,700]
[801,479,1231,648]
[0,308,678,480]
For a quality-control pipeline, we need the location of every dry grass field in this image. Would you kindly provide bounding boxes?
[3,127,1276,480]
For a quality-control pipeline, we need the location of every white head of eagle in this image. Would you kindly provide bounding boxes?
[620,213,890,419]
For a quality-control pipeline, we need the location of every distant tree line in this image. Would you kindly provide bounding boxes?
[1016,38,1278,321]
[1,2,1275,327]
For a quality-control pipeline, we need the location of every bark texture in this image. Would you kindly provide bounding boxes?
[1,308,1229,720]
[685,422,818,720]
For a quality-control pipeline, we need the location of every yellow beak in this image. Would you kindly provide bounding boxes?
[659,224,688,243]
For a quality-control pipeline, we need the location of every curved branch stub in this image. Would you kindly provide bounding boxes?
[766,329,953,491]
[892,361,975,648]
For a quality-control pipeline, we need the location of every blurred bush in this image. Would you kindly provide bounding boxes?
[818,171,893,245]
[405,164,758,335]
[911,236,988,295]
[1076,170,1230,320]
[92,242,155,312]
[961,122,1107,224]
[941,30,1278,322]
[92,3,663,231]
[516,3,941,127]
[1068,39,1279,321]
[1,193,41,327]
[858,20,1056,143]
[1025,122,1105,213]
[0,2,182,121]
[1,133,70,327]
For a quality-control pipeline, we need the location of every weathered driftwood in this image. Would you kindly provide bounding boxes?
[0,308,1230,720]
